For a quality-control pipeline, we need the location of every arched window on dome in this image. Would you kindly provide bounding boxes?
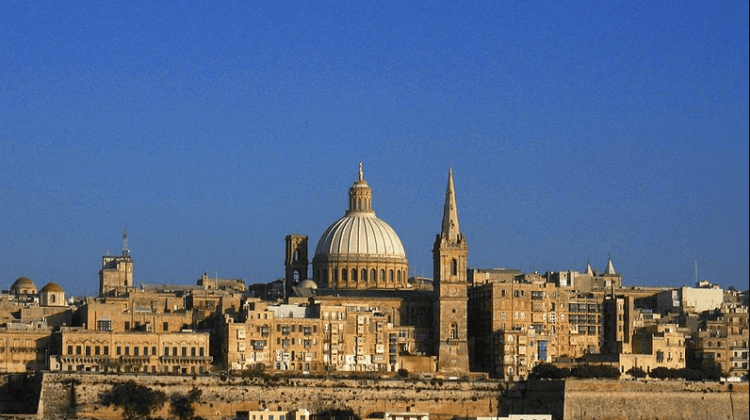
[341,269,348,282]
[451,258,458,276]
[389,270,394,283]
[370,269,376,284]
[351,269,357,281]
[51,294,56,304]
[397,270,402,284]
[379,269,385,282]
[361,269,367,283]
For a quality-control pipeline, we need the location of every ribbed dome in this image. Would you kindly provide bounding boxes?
[315,212,406,258]
[312,164,409,290]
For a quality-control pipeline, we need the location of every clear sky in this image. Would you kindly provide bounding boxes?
[1,1,748,297]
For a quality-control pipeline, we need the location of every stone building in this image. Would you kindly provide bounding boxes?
[39,282,65,307]
[98,231,134,297]
[691,304,749,378]
[468,277,575,380]
[0,320,52,373]
[53,326,211,374]
[224,297,430,374]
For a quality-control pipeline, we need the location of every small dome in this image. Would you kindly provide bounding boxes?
[41,282,64,292]
[298,279,318,290]
[10,276,38,292]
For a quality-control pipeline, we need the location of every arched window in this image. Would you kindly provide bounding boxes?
[451,258,458,276]
[351,269,357,281]
[51,294,56,303]
[379,269,385,282]
[370,269,376,283]
[342,269,348,281]
[389,270,394,282]
[450,323,458,339]
[361,269,367,283]
[397,271,402,283]
[294,249,299,261]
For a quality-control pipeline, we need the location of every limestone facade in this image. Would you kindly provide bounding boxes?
[53,327,211,374]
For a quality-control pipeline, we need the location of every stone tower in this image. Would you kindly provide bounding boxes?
[99,230,133,296]
[285,234,309,296]
[433,169,470,375]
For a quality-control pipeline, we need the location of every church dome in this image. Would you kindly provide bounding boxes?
[10,276,38,294]
[314,212,406,258]
[40,282,64,292]
[312,164,409,290]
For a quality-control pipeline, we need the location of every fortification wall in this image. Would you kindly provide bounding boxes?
[34,374,750,420]
[38,373,502,420]
[563,379,748,420]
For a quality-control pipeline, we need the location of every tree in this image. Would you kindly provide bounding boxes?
[649,367,672,380]
[170,388,203,420]
[101,380,166,420]
[625,366,647,379]
[529,363,568,380]
[700,359,724,381]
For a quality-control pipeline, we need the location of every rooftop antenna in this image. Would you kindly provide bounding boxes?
[695,259,698,284]
[122,227,131,258]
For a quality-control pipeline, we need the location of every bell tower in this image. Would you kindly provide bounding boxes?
[285,234,309,297]
[433,169,470,374]
[99,229,134,297]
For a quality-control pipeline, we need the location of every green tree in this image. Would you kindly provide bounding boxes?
[700,359,724,381]
[529,363,568,380]
[625,366,647,379]
[170,388,203,420]
[649,366,672,380]
[101,380,166,420]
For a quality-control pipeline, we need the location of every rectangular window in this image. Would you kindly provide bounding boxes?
[85,346,91,356]
[124,321,130,331]
[67,345,73,355]
[152,346,156,355]
[134,347,139,356]
[163,322,169,331]
[117,346,122,356]
[95,346,100,356]
[104,346,109,356]
[200,348,204,357]
[164,347,169,356]
[76,345,82,355]
[97,320,112,331]
[125,346,130,356]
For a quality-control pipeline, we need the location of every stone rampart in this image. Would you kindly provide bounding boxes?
[38,373,502,420]
[563,379,748,420]
[33,374,750,420]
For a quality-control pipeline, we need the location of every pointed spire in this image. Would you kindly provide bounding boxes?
[585,259,593,275]
[604,255,616,275]
[441,168,461,243]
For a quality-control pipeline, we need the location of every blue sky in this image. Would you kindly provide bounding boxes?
[1,1,748,296]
